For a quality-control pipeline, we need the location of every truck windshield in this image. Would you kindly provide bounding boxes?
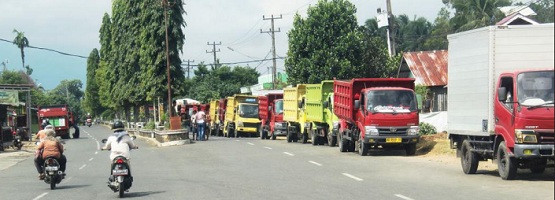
[239,104,259,118]
[274,100,284,114]
[366,90,417,113]
[517,71,554,106]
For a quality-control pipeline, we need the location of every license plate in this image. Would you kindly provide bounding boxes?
[112,169,129,175]
[386,138,402,143]
[45,166,58,171]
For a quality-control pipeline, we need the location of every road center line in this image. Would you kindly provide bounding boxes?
[309,161,322,166]
[235,140,240,142]
[95,151,98,155]
[63,177,73,183]
[79,164,86,170]
[283,152,294,156]
[96,141,100,150]
[342,173,363,181]
[89,158,94,161]
[247,142,254,145]
[33,192,48,200]
[395,194,415,200]
[264,147,272,150]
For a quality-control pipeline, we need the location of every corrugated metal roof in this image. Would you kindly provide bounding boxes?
[403,50,448,87]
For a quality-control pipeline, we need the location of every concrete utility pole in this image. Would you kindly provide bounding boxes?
[206,41,221,70]
[386,0,396,56]
[162,0,173,126]
[261,14,282,90]
[183,59,195,79]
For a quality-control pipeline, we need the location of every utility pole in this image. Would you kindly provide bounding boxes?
[183,59,195,79]
[206,41,221,70]
[163,0,174,128]
[261,14,282,90]
[386,0,396,56]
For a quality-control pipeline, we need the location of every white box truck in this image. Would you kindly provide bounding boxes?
[447,24,554,180]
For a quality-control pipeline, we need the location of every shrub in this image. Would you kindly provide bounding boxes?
[419,122,437,135]
[145,121,155,130]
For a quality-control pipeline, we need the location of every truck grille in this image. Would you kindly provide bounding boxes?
[378,127,408,135]
[243,122,260,128]
[538,131,554,144]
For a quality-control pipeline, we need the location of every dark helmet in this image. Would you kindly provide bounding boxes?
[112,121,125,131]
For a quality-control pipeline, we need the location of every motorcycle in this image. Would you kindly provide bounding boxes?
[0,127,23,151]
[43,156,63,190]
[86,119,92,127]
[101,136,138,198]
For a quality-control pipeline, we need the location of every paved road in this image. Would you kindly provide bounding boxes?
[0,125,553,200]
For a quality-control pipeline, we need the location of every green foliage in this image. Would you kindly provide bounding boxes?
[83,48,103,117]
[446,0,511,32]
[419,122,437,135]
[414,85,429,101]
[528,0,554,23]
[12,29,29,70]
[145,121,155,130]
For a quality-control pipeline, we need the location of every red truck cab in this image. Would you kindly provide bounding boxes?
[259,93,285,140]
[334,78,420,156]
[38,105,71,139]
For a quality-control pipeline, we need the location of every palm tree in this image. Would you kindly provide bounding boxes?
[12,29,29,73]
[447,0,511,32]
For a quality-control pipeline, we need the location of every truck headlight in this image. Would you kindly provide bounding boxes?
[515,129,537,143]
[365,126,379,136]
[407,126,419,136]
[275,122,282,128]
[237,121,244,127]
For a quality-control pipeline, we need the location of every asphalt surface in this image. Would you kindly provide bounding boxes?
[0,125,553,200]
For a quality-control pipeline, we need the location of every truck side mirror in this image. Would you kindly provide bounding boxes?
[323,101,329,109]
[354,100,360,109]
[498,87,507,102]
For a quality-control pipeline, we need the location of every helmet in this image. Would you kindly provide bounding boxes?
[45,125,53,130]
[45,129,56,137]
[112,120,125,131]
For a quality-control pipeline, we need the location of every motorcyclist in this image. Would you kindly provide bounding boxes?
[34,129,67,180]
[35,125,54,144]
[101,121,137,189]
[40,119,51,129]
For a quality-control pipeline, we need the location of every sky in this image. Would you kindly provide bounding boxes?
[0,0,445,90]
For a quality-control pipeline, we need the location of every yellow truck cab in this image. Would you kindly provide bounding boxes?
[283,85,308,143]
[208,100,220,136]
[224,94,261,138]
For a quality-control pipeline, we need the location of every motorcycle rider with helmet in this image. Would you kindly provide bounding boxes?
[34,129,67,180]
[101,120,137,190]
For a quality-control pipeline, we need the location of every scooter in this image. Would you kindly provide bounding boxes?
[86,119,92,127]
[101,136,138,198]
[0,128,23,151]
[43,156,63,190]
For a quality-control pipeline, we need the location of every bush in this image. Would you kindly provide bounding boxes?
[419,122,437,135]
[145,121,155,130]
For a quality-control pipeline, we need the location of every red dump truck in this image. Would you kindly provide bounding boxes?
[37,105,72,139]
[259,92,285,140]
[333,78,420,156]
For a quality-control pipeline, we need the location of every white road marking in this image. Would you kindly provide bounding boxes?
[95,151,98,155]
[96,141,100,150]
[395,194,415,200]
[247,142,255,145]
[264,147,272,150]
[283,152,294,156]
[89,158,94,161]
[342,173,363,181]
[79,164,86,170]
[63,176,73,183]
[235,140,240,142]
[309,161,322,166]
[33,192,48,200]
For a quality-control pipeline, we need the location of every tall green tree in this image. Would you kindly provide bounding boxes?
[285,0,367,85]
[12,29,30,73]
[422,7,452,50]
[97,13,115,111]
[83,48,102,117]
[528,0,554,23]
[50,79,84,120]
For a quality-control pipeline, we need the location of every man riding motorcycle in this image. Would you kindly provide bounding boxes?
[34,129,67,180]
[101,121,137,190]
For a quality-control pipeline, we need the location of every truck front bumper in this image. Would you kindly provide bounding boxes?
[273,127,288,136]
[363,135,420,145]
[513,144,555,158]
[236,127,257,133]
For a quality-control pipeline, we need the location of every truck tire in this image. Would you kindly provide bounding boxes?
[405,143,417,156]
[338,134,348,152]
[270,132,276,140]
[497,141,517,180]
[358,142,368,156]
[328,132,337,147]
[311,131,317,146]
[301,132,308,144]
[348,140,355,152]
[259,125,265,140]
[226,127,232,138]
[530,159,547,174]
[461,140,478,174]
[286,128,293,143]
[61,134,70,140]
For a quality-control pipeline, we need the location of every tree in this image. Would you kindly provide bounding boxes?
[422,7,452,51]
[12,29,30,73]
[285,0,367,85]
[445,0,511,32]
[83,48,103,117]
[50,79,84,121]
[528,0,554,23]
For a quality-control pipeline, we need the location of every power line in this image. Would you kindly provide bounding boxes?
[0,38,88,59]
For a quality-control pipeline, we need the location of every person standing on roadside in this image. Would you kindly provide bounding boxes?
[196,109,206,141]
[191,110,197,141]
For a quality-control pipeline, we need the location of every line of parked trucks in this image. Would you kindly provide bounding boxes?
[178,24,554,180]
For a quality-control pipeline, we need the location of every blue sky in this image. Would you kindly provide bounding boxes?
[0,0,444,90]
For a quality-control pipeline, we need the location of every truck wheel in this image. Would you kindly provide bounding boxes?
[348,141,355,152]
[358,142,368,156]
[311,131,317,146]
[61,134,70,139]
[339,134,347,152]
[461,140,478,174]
[226,127,231,138]
[497,141,517,180]
[405,144,417,156]
[328,132,337,147]
[286,130,292,143]
[301,132,308,144]
[270,132,276,140]
[259,125,265,140]
[529,159,547,174]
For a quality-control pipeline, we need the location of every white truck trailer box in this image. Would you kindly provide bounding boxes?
[447,24,554,136]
